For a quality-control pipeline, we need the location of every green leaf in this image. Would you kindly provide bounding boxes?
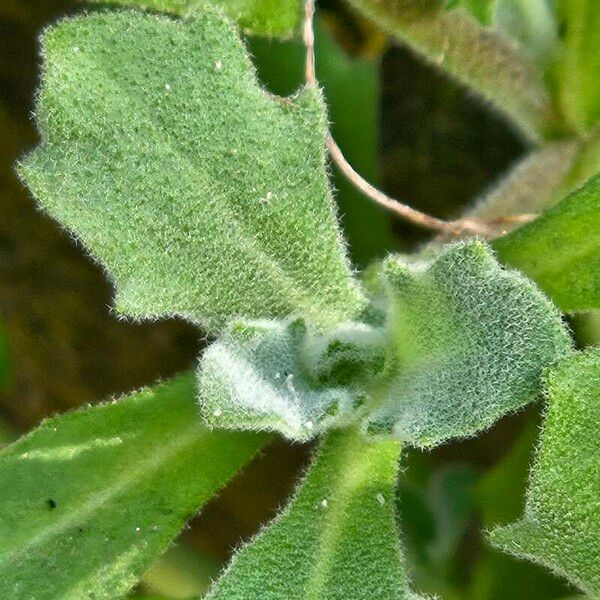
[554,0,600,132]
[19,9,364,334]
[364,241,571,446]
[248,16,398,266]
[494,172,600,312]
[84,0,302,37]
[490,350,600,596]
[198,317,385,440]
[207,427,426,599]
[0,373,266,599]
[344,0,558,140]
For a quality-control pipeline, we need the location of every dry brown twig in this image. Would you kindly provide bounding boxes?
[302,0,536,237]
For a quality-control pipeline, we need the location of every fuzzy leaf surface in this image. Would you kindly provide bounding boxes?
[0,374,266,599]
[365,241,571,446]
[490,350,600,596]
[494,173,600,312]
[198,318,386,440]
[20,10,364,334]
[344,0,557,140]
[207,428,425,599]
[84,0,302,36]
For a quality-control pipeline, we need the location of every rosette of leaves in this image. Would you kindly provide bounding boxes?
[1,1,598,598]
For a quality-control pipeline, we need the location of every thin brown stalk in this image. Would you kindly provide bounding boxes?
[302,0,535,236]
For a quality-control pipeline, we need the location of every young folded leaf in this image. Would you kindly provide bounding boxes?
[494,172,600,312]
[19,9,364,334]
[84,0,302,37]
[490,350,600,596]
[198,318,386,440]
[207,428,426,599]
[364,241,571,446]
[344,0,557,140]
[0,374,266,600]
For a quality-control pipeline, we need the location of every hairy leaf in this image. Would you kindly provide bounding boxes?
[20,10,364,334]
[494,173,600,312]
[248,17,398,266]
[490,350,600,596]
[364,241,571,446]
[554,0,600,132]
[198,318,386,440]
[84,0,302,37]
[207,428,425,599]
[0,374,266,599]
[344,0,557,140]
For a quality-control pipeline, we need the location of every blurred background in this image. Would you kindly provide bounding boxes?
[0,1,593,598]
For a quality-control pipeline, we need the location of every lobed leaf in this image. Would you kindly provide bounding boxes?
[84,0,302,37]
[554,0,600,132]
[247,16,399,266]
[490,350,600,596]
[198,317,386,441]
[19,9,364,334]
[207,427,426,599]
[0,374,266,599]
[364,241,571,446]
[344,0,557,140]
[494,172,600,312]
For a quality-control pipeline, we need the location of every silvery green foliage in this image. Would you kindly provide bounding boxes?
[200,241,571,447]
[19,9,364,334]
[490,350,600,596]
[198,318,386,440]
[207,428,426,599]
[363,241,571,446]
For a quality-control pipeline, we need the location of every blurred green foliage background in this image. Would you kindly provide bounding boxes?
[0,1,591,598]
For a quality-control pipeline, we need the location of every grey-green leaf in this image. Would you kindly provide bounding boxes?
[490,350,600,596]
[494,172,600,312]
[84,0,302,37]
[344,0,557,140]
[19,10,364,334]
[207,427,426,599]
[198,318,385,440]
[0,373,267,600]
[364,241,571,446]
